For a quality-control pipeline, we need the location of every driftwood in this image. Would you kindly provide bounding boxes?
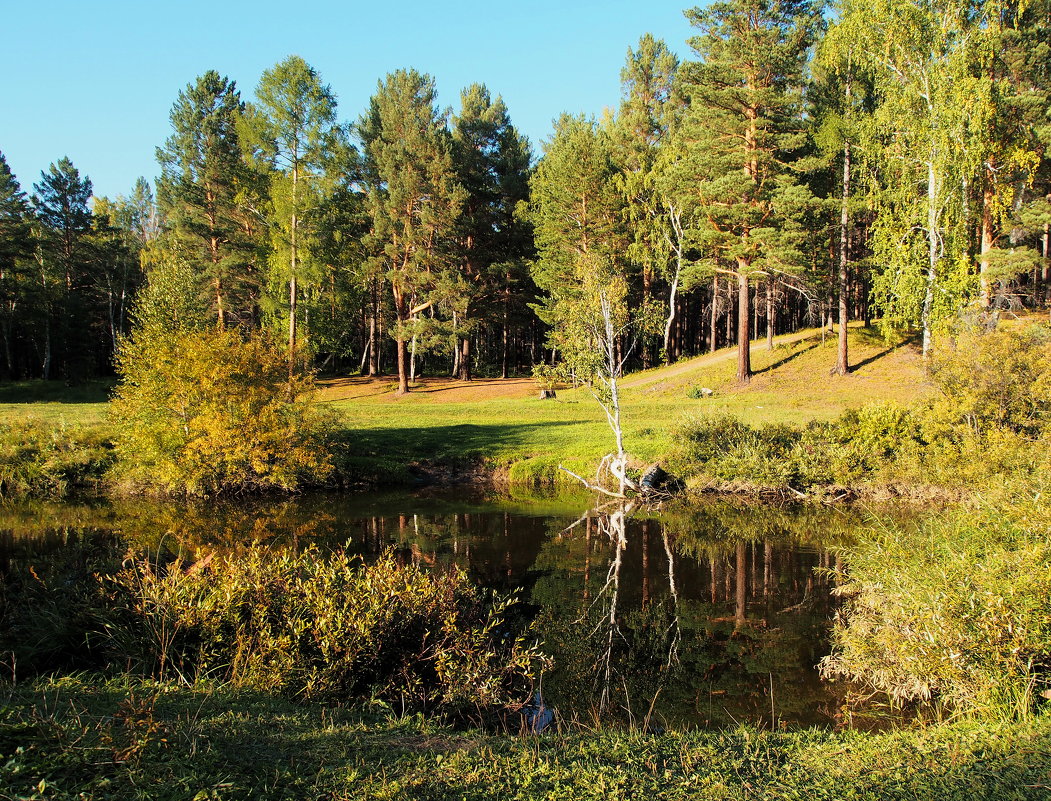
[559,453,640,498]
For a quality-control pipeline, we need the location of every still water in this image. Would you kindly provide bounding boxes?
[0,489,892,730]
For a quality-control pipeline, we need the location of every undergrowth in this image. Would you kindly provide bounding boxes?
[1,675,1048,800]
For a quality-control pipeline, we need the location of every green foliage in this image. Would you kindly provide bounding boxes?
[672,414,806,488]
[110,326,334,496]
[673,323,1051,492]
[822,495,1051,719]
[927,324,1051,437]
[155,70,257,327]
[0,419,114,499]
[101,547,543,713]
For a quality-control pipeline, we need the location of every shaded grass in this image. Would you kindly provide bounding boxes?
[1,675,1048,800]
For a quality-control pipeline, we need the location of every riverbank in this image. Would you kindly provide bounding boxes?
[1,326,933,498]
[2,675,1048,801]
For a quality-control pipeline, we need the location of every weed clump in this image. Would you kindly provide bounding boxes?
[0,419,114,498]
[0,542,545,717]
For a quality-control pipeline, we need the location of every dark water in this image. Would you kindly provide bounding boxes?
[0,490,892,730]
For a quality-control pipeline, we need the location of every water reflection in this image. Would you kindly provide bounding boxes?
[527,500,851,729]
[0,491,889,729]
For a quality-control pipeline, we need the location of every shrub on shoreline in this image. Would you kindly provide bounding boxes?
[110,329,335,496]
[0,419,115,499]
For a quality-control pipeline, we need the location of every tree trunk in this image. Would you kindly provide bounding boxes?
[642,267,652,369]
[458,336,472,381]
[765,278,774,351]
[368,281,379,376]
[1042,216,1049,309]
[922,158,938,359]
[709,276,719,352]
[736,268,751,384]
[836,137,851,376]
[979,180,995,310]
[396,336,409,394]
[501,280,510,379]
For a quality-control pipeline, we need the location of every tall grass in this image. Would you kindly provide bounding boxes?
[821,489,1051,720]
[1,542,545,717]
[0,419,115,499]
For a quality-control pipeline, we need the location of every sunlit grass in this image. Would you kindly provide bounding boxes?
[0,326,928,483]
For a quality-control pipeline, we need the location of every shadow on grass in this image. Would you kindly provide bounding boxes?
[851,333,922,371]
[333,420,595,464]
[0,379,114,404]
[754,342,820,375]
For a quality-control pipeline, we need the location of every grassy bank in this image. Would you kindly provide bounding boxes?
[2,675,1048,801]
[323,325,929,487]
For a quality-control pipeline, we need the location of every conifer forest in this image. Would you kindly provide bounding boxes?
[1,0,1047,390]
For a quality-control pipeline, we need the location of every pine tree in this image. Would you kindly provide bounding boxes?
[32,157,94,379]
[244,56,342,376]
[681,0,823,383]
[359,69,465,394]
[156,71,256,327]
[611,34,680,367]
[0,151,33,377]
[450,84,532,380]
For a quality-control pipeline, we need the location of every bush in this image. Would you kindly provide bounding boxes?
[101,548,544,714]
[821,495,1051,719]
[0,419,115,498]
[671,415,807,489]
[928,324,1051,438]
[110,329,335,496]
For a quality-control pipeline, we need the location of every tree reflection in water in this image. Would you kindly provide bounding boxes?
[0,492,896,729]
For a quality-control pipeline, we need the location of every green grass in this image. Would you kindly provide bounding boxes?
[2,675,1048,800]
[328,326,928,484]
[0,379,112,425]
[0,327,928,487]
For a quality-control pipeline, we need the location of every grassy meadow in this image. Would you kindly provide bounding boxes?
[0,324,930,490]
[321,324,928,484]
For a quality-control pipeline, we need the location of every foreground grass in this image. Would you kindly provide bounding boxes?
[1,676,1048,801]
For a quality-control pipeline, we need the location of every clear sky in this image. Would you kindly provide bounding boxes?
[1,0,701,200]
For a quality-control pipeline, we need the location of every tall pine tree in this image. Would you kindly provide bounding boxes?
[681,0,822,383]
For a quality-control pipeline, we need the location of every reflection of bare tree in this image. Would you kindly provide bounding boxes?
[566,501,685,720]
[736,540,748,630]
[593,502,631,715]
[661,528,681,669]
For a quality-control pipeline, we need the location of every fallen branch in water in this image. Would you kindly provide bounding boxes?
[559,464,626,498]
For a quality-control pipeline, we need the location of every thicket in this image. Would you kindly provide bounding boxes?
[0,544,542,717]
[110,328,335,496]
[0,419,114,498]
[108,259,337,497]
[671,324,1051,494]
[821,490,1051,720]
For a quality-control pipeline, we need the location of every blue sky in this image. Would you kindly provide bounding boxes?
[2,0,700,200]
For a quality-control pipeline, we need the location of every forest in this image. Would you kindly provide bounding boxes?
[2,2,1051,799]
[1,0,1048,396]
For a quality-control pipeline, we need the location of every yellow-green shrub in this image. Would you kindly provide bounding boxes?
[110,329,334,496]
[102,547,544,713]
[821,493,1051,719]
